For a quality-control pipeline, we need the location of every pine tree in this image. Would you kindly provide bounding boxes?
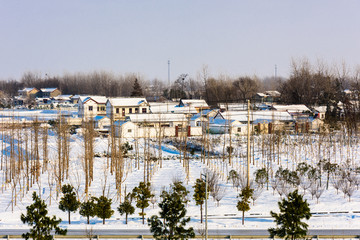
[131,78,143,97]
[148,183,195,239]
[132,181,154,224]
[21,192,67,240]
[193,178,208,223]
[269,190,312,240]
[94,196,114,225]
[58,184,80,224]
[117,193,135,224]
[79,197,96,224]
[236,186,253,225]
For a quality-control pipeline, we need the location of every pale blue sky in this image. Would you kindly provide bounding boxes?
[0,0,359,81]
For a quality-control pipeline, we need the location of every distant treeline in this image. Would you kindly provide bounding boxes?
[0,58,360,108]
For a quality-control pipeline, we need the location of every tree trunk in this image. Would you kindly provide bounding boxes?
[242,210,245,225]
[68,211,71,224]
[200,203,203,223]
[126,213,128,224]
[87,216,90,224]
[103,218,105,225]
[142,208,145,224]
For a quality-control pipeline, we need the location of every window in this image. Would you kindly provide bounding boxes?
[128,129,132,133]
[129,108,132,114]
[122,108,125,116]
[97,106,99,111]
[116,108,119,114]
[101,106,105,111]
[237,127,241,132]
[142,108,147,113]
[88,106,93,111]
[135,108,139,113]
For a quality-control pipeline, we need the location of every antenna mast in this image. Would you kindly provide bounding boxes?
[168,60,171,87]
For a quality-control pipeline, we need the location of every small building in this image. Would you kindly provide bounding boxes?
[312,106,327,120]
[18,87,39,99]
[39,88,62,98]
[106,97,150,121]
[94,115,111,130]
[78,96,108,119]
[179,99,210,112]
[208,118,247,135]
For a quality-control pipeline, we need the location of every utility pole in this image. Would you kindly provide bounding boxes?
[247,99,251,187]
[205,171,208,239]
[168,60,170,87]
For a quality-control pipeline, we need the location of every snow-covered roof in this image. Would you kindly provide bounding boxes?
[264,90,281,97]
[272,104,310,113]
[80,96,108,104]
[149,102,197,114]
[107,97,147,107]
[220,110,293,122]
[40,88,58,93]
[313,106,327,113]
[126,113,188,123]
[190,109,214,121]
[179,99,209,108]
[256,93,267,97]
[54,95,73,100]
[219,103,247,111]
[209,118,243,126]
[19,87,38,92]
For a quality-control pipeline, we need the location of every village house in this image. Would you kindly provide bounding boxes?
[106,97,149,121]
[78,96,107,119]
[178,99,210,113]
[190,109,219,127]
[215,110,295,133]
[114,113,202,138]
[253,90,281,103]
[272,104,312,120]
[39,88,62,98]
[208,118,247,135]
[18,87,39,98]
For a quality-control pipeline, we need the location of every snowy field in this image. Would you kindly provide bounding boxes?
[0,110,360,238]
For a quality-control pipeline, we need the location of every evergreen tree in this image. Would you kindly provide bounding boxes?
[269,190,312,240]
[21,192,67,240]
[131,78,143,97]
[148,183,195,239]
[236,186,253,225]
[117,193,135,224]
[132,181,154,224]
[172,180,189,202]
[94,196,114,224]
[79,197,96,224]
[193,178,208,223]
[58,184,80,224]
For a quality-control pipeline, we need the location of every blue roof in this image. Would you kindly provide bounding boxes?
[253,119,272,124]
[114,120,127,126]
[94,116,105,121]
[209,118,233,125]
[190,109,213,121]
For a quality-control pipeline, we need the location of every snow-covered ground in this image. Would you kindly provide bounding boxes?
[1,110,360,237]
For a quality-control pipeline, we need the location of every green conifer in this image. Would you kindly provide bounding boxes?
[59,184,80,224]
[94,196,114,225]
[132,181,154,224]
[236,186,253,225]
[148,183,195,239]
[193,178,208,223]
[79,197,96,224]
[269,190,312,240]
[118,193,135,224]
[21,192,67,240]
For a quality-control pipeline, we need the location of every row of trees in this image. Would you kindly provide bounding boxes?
[1,59,359,106]
[22,182,312,240]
